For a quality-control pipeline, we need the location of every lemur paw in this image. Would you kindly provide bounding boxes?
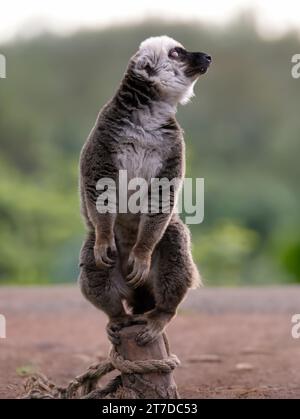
[127,249,151,288]
[94,240,117,268]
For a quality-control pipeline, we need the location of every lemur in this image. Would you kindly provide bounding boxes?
[79,36,211,346]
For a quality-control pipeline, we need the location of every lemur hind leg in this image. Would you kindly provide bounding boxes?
[78,231,145,345]
[135,216,199,346]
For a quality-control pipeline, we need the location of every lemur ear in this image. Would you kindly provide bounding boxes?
[135,54,156,77]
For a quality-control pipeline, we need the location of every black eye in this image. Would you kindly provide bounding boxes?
[169,48,179,59]
[169,47,186,60]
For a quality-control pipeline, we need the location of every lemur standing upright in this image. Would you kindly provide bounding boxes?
[79,36,211,345]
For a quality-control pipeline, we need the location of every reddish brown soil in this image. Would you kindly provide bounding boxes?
[0,286,299,399]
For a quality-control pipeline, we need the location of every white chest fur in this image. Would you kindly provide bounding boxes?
[117,129,165,183]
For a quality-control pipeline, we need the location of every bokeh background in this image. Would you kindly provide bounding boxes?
[0,1,299,285]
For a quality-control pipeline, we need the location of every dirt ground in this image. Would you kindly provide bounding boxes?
[0,286,300,399]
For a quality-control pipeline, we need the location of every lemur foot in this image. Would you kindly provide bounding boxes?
[135,323,162,346]
[106,315,147,346]
[135,310,174,346]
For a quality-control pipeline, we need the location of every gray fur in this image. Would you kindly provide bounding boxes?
[78,36,210,345]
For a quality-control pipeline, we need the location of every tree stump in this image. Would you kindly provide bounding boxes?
[117,325,179,399]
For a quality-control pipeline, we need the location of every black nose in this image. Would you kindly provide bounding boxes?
[193,52,212,66]
[204,54,212,64]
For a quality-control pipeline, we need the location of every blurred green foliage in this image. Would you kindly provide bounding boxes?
[0,17,299,284]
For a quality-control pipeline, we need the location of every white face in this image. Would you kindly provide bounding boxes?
[132,36,211,105]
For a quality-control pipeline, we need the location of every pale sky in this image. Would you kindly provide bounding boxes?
[1,0,300,44]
